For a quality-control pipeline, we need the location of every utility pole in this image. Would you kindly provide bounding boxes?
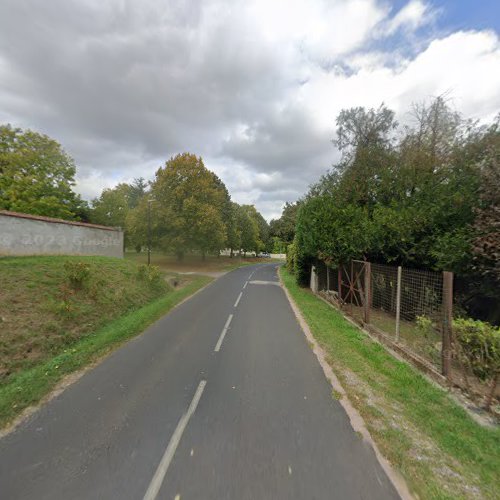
[147,199,153,266]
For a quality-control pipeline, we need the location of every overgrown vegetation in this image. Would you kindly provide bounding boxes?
[280,267,500,499]
[0,256,173,385]
[452,318,500,409]
[284,97,499,324]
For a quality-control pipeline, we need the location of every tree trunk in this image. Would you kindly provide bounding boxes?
[176,251,184,262]
[230,248,234,258]
[202,250,206,261]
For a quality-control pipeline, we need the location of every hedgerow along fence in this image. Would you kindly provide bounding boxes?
[311,260,472,393]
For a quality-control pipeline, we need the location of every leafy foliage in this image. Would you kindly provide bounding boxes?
[293,98,499,322]
[150,153,228,258]
[472,130,500,282]
[64,261,91,289]
[0,124,87,220]
[269,201,300,250]
[453,318,500,408]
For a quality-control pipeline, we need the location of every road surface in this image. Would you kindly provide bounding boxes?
[0,263,399,499]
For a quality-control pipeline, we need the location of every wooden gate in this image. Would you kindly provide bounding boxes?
[338,260,371,325]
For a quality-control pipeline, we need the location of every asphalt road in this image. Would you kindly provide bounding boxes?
[0,263,399,500]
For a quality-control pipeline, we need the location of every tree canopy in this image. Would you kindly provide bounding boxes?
[0,124,87,220]
[293,98,500,322]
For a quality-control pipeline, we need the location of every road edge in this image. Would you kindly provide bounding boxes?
[0,275,216,438]
[278,266,413,500]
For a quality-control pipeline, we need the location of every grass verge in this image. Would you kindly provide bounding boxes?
[0,273,211,429]
[280,267,500,500]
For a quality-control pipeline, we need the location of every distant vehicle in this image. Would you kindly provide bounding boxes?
[258,252,271,258]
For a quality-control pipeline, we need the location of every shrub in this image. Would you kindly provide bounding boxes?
[137,264,165,291]
[294,248,313,287]
[452,318,500,409]
[286,242,296,273]
[64,261,91,289]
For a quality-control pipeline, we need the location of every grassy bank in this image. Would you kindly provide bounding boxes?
[0,255,211,428]
[280,268,500,499]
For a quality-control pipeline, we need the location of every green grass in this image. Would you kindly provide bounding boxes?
[281,268,500,499]
[0,255,212,428]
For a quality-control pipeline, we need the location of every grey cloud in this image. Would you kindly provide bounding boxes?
[1,0,498,220]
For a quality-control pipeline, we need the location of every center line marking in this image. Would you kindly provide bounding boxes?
[214,314,233,352]
[243,281,248,289]
[143,380,207,500]
[234,292,243,308]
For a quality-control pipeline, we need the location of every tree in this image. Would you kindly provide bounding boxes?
[269,201,300,244]
[90,183,131,228]
[128,178,148,209]
[237,206,259,256]
[472,124,500,282]
[0,124,86,220]
[335,104,397,158]
[292,98,499,324]
[147,153,228,260]
[226,202,242,257]
[240,205,269,254]
[91,178,151,249]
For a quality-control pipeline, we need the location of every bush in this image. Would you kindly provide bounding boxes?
[294,250,313,287]
[286,242,296,273]
[136,264,165,291]
[453,318,500,409]
[64,261,91,289]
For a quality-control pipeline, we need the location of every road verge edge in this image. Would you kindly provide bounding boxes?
[278,266,413,500]
[0,275,213,435]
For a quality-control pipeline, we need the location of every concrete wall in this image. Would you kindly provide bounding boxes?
[0,211,123,258]
[270,253,286,260]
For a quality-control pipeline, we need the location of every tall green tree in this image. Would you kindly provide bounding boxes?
[226,202,242,257]
[91,183,131,228]
[293,98,499,322]
[0,124,85,220]
[237,205,259,256]
[240,205,269,253]
[146,153,228,260]
[269,201,300,244]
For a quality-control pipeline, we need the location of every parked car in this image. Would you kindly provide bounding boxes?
[258,252,271,258]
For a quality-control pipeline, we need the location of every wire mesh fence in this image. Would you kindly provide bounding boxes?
[399,267,443,369]
[370,263,398,341]
[313,259,500,404]
[315,259,445,372]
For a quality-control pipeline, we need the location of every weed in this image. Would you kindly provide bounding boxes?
[64,261,91,289]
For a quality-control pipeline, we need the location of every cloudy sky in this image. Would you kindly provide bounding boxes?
[1,0,499,220]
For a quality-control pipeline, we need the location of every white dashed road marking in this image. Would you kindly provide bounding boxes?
[214,314,233,352]
[143,380,207,500]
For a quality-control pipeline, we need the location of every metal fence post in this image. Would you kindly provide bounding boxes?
[442,271,453,379]
[395,266,402,341]
[364,262,371,324]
